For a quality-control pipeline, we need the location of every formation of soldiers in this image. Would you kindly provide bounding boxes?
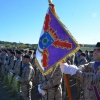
[0,45,95,100]
[0,49,35,100]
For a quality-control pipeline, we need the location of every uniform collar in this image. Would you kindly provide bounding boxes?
[94,62,100,69]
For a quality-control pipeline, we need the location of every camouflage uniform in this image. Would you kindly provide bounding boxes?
[88,56,94,62]
[31,57,39,87]
[74,61,100,100]
[0,53,7,79]
[3,55,11,85]
[76,58,87,99]
[7,56,16,85]
[17,62,34,100]
[78,59,87,66]
[69,54,75,65]
[39,66,62,100]
[7,56,16,71]
[75,54,81,66]
[9,58,22,93]
[10,58,22,76]
[62,75,66,100]
[4,55,11,74]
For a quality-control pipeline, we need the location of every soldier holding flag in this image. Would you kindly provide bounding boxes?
[36,0,79,100]
[60,42,100,100]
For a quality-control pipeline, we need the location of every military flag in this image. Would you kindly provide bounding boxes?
[36,1,79,75]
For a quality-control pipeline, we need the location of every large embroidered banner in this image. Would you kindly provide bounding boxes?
[36,3,79,75]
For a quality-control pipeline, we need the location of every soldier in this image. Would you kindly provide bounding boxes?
[69,54,75,65]
[78,53,87,66]
[38,66,62,100]
[88,51,94,62]
[7,51,16,71]
[28,51,33,63]
[75,50,82,66]
[85,50,89,61]
[76,52,88,99]
[6,51,16,90]
[4,49,12,73]
[60,42,100,100]
[3,49,12,85]
[9,50,22,97]
[16,55,34,100]
[31,51,36,64]
[20,50,25,57]
[9,50,22,76]
[24,50,28,55]
[0,50,8,81]
[31,51,39,88]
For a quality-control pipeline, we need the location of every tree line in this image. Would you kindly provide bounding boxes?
[0,41,37,50]
[0,40,95,49]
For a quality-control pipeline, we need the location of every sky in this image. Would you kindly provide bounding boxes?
[0,0,100,44]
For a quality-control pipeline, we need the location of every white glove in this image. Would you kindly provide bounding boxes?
[16,76,20,81]
[60,63,79,75]
[10,72,14,76]
[38,85,47,95]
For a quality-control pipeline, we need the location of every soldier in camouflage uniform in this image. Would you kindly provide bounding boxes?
[9,50,22,76]
[60,42,100,100]
[7,51,16,89]
[7,51,16,71]
[0,50,8,81]
[68,54,75,65]
[38,66,62,100]
[31,51,39,89]
[28,51,33,62]
[88,51,94,62]
[77,53,87,66]
[85,50,89,61]
[3,49,12,85]
[76,52,88,99]
[16,55,34,100]
[9,50,22,96]
[75,50,82,66]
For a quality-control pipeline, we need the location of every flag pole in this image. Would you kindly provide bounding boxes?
[48,0,52,4]
[48,0,73,100]
[64,74,72,100]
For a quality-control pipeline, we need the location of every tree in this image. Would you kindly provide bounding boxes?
[5,44,11,48]
[18,44,27,49]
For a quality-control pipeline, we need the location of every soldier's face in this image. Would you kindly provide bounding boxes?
[23,58,30,64]
[93,47,100,62]
[23,58,27,64]
[16,54,21,58]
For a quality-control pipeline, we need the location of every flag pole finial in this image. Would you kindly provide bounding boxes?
[48,0,52,4]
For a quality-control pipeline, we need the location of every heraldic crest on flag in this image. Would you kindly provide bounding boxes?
[36,2,79,75]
